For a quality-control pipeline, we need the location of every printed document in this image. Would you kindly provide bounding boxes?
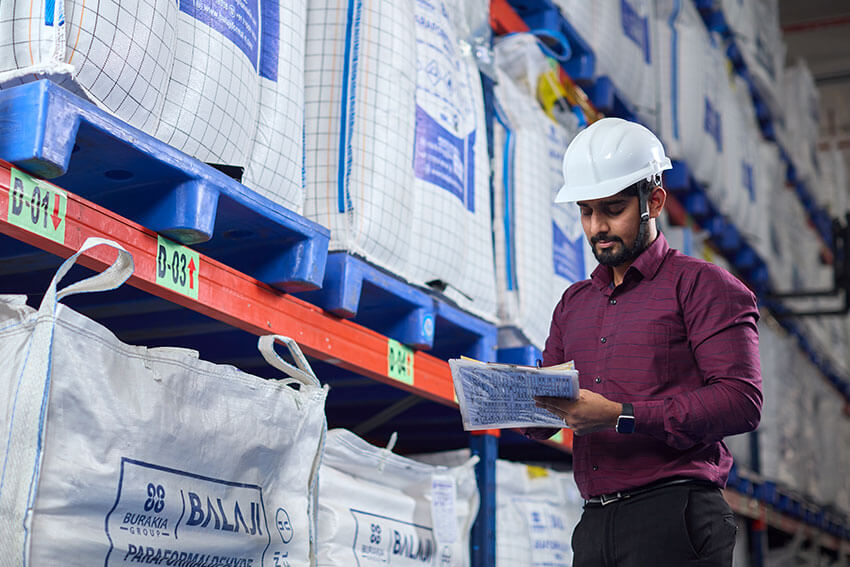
[449,358,579,430]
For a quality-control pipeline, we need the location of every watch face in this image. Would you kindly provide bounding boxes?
[617,415,635,434]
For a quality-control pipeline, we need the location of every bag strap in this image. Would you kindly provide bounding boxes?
[258,335,321,388]
[0,238,133,564]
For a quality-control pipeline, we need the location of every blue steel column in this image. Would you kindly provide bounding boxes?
[470,432,498,567]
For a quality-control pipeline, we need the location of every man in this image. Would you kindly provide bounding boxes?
[531,117,762,566]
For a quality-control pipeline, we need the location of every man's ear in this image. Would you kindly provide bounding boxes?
[648,186,667,219]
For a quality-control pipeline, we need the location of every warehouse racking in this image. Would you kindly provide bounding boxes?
[2,0,849,566]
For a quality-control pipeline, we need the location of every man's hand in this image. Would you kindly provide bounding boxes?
[534,390,623,436]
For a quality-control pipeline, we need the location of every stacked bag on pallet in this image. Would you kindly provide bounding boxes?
[316,429,480,566]
[779,60,821,187]
[408,0,497,320]
[491,33,590,349]
[815,145,849,217]
[720,0,785,118]
[304,0,497,321]
[0,0,177,134]
[554,0,660,130]
[0,0,307,213]
[495,460,583,567]
[0,239,328,565]
[655,0,725,192]
[719,73,771,252]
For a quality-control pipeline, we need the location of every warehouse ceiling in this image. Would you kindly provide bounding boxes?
[779,0,850,140]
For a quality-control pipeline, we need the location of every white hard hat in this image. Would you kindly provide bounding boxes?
[554,117,672,203]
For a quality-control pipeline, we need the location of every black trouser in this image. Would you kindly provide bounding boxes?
[572,483,737,566]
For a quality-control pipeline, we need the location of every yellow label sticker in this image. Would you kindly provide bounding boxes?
[155,236,200,299]
[387,339,414,386]
[8,167,67,244]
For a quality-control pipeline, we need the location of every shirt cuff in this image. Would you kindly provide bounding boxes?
[632,400,667,437]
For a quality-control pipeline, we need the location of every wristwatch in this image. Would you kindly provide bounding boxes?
[616,402,635,434]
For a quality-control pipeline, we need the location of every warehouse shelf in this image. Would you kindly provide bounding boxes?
[0,159,576,566]
[0,80,330,293]
[295,251,499,361]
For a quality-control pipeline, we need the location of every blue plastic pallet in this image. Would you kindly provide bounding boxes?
[0,80,329,292]
[431,299,498,363]
[497,344,543,367]
[297,252,499,361]
[588,76,640,123]
[296,252,436,350]
[506,0,595,82]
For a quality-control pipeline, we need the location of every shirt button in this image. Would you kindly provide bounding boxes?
[609,299,617,305]
[595,377,602,384]
[592,465,599,471]
[600,337,607,343]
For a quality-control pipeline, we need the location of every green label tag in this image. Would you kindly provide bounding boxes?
[8,167,67,244]
[387,339,414,386]
[551,430,564,444]
[155,236,200,299]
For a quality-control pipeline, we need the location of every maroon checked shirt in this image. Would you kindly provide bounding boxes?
[542,232,762,500]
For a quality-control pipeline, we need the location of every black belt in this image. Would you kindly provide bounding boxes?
[584,478,712,507]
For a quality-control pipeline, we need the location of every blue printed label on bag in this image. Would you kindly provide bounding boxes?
[742,162,755,202]
[180,0,260,72]
[703,97,722,151]
[105,458,281,566]
[522,500,572,567]
[413,106,475,212]
[350,509,451,566]
[621,0,651,64]
[413,0,478,212]
[552,221,585,283]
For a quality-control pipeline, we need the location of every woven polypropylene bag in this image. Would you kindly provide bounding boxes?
[0,0,177,134]
[316,429,479,567]
[0,238,327,566]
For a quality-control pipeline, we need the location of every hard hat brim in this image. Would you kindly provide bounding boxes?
[554,158,672,203]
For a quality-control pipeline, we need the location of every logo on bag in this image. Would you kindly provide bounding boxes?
[276,508,293,543]
[105,458,275,566]
[145,483,166,513]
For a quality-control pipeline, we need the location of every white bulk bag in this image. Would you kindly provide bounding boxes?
[408,0,497,320]
[242,1,308,214]
[155,0,268,166]
[495,460,583,567]
[492,33,588,349]
[0,0,177,134]
[303,0,416,278]
[317,429,480,566]
[655,0,724,188]
[0,238,328,566]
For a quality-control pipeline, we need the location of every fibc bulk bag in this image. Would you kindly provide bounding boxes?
[303,0,416,278]
[495,460,583,567]
[655,0,724,188]
[718,73,760,228]
[316,429,480,567]
[408,0,497,321]
[0,0,177,134]
[0,239,328,566]
[491,33,588,349]
[242,1,308,214]
[155,0,272,167]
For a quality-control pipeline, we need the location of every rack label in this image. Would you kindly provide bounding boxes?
[387,339,414,386]
[156,236,200,299]
[8,167,67,244]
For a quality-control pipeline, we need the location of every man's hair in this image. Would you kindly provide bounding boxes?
[620,177,656,200]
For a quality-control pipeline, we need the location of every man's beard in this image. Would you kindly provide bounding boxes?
[590,220,650,267]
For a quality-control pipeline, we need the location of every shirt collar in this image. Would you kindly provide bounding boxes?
[590,231,670,290]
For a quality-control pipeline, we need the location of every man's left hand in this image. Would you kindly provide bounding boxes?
[534,390,622,436]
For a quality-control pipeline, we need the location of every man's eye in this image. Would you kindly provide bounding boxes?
[607,208,625,216]
[580,209,592,217]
